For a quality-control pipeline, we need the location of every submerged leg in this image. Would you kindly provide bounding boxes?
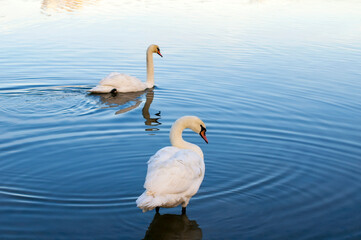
[156,207,160,213]
[182,207,186,215]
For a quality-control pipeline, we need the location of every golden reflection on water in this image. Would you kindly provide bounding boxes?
[41,0,98,13]
[143,213,202,240]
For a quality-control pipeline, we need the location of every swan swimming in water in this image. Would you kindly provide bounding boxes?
[136,116,208,214]
[89,44,162,93]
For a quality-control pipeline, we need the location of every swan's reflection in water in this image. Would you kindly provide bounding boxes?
[94,89,161,131]
[141,90,161,131]
[143,213,202,240]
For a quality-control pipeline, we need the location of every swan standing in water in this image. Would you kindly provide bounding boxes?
[89,44,162,93]
[136,116,208,214]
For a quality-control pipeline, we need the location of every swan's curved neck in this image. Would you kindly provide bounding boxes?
[169,119,204,158]
[146,47,155,88]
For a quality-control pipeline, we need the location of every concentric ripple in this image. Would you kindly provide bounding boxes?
[0,86,100,119]
[0,85,162,216]
[1,77,361,240]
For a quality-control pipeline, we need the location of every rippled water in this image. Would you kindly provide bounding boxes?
[1,0,361,239]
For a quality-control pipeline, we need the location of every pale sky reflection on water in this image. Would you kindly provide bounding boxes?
[1,0,360,46]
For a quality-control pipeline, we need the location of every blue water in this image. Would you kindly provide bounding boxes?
[1,0,361,239]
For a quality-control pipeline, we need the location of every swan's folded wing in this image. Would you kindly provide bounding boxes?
[144,148,203,195]
[100,73,142,86]
[147,146,177,165]
[99,72,129,83]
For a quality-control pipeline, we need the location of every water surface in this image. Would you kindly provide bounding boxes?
[1,0,361,239]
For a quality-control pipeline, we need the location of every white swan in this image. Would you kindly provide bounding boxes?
[89,44,162,93]
[136,116,208,214]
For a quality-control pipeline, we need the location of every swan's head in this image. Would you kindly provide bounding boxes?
[148,44,163,57]
[178,116,208,144]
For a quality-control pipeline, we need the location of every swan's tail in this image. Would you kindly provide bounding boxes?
[136,192,159,212]
[136,191,178,213]
[88,85,115,93]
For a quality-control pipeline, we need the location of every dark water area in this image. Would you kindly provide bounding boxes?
[1,0,361,239]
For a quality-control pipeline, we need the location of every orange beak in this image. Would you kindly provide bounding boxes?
[200,130,208,144]
[157,51,163,57]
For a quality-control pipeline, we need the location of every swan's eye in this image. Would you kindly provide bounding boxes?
[157,48,160,52]
[200,125,206,132]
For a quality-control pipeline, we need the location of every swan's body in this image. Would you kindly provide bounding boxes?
[89,44,162,93]
[136,116,208,213]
